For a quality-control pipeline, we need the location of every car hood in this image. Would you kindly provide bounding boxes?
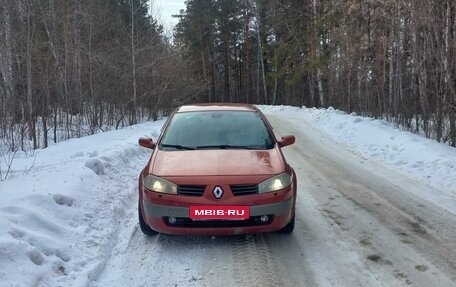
[150,149,284,176]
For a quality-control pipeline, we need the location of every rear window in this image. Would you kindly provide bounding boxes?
[160,111,275,150]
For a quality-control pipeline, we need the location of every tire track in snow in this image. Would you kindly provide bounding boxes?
[268,114,456,286]
[91,203,162,287]
[231,234,290,287]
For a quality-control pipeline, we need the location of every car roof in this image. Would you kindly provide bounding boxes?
[176,103,258,113]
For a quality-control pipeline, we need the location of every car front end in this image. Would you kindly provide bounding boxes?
[138,104,296,236]
[139,154,296,236]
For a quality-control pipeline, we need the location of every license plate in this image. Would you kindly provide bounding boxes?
[190,206,250,220]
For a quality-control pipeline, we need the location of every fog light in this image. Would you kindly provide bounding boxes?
[168,217,177,224]
[260,215,269,222]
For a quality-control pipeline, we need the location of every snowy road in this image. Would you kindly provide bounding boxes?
[93,114,456,287]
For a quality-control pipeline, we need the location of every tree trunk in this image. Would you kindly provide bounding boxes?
[26,2,36,148]
[130,0,137,124]
[0,0,15,113]
[254,0,267,104]
[222,33,230,102]
[199,23,209,102]
[313,0,324,107]
[244,8,251,103]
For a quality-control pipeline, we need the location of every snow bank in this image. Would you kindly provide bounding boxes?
[0,120,164,287]
[259,105,456,206]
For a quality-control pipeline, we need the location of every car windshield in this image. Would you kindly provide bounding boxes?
[160,111,275,150]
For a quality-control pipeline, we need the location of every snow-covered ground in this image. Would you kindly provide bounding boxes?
[0,120,165,286]
[259,105,456,213]
[0,105,455,286]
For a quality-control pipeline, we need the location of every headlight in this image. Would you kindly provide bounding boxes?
[258,173,292,193]
[143,175,177,194]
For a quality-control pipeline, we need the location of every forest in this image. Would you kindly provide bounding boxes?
[1,0,455,154]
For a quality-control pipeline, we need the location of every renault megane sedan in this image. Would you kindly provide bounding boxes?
[138,103,296,236]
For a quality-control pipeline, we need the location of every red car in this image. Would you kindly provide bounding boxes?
[138,104,296,236]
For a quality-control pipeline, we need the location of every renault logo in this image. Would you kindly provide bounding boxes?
[213,186,224,199]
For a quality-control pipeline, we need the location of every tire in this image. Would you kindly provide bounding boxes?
[138,201,158,236]
[278,215,295,234]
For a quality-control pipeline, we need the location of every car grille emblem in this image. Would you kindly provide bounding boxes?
[213,186,224,199]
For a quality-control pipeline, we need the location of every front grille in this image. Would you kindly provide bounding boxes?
[230,184,258,196]
[163,215,274,228]
[178,185,206,196]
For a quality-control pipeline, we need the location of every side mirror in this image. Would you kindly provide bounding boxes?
[278,135,295,147]
[139,137,156,149]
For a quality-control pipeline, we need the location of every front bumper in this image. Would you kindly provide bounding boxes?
[143,197,292,218]
[141,197,294,235]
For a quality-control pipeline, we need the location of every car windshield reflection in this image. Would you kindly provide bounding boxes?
[160,111,275,151]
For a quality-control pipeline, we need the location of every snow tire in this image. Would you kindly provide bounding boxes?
[278,215,295,234]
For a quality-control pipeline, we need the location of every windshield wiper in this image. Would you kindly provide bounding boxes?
[195,145,259,150]
[160,144,195,150]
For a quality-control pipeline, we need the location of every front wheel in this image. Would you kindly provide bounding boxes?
[138,202,158,236]
[278,215,295,234]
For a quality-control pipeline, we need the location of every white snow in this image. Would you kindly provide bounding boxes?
[259,105,456,212]
[0,120,164,287]
[0,105,455,286]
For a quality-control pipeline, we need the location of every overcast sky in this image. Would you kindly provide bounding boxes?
[152,0,186,32]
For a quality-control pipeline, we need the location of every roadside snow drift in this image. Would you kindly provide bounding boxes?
[259,105,456,213]
[0,120,164,287]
